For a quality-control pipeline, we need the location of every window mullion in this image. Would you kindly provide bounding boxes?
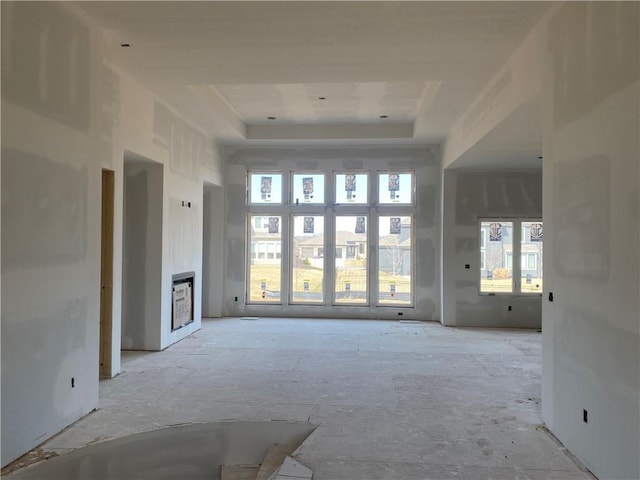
[513,220,521,293]
[324,208,332,305]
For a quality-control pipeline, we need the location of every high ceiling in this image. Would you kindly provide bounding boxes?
[76,1,550,164]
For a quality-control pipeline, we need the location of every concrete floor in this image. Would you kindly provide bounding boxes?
[24,318,593,479]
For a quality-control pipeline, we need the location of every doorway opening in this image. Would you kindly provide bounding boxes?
[100,169,114,378]
[202,182,223,317]
[122,154,163,350]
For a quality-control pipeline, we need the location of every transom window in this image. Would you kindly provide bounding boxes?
[246,171,416,306]
[248,173,283,204]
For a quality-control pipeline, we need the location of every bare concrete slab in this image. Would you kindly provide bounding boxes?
[9,318,592,480]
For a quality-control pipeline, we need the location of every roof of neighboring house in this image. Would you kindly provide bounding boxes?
[296,231,366,246]
[378,234,411,247]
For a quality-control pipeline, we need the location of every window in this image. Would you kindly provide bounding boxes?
[249,173,283,204]
[480,221,513,293]
[335,173,368,204]
[291,215,324,303]
[245,171,416,306]
[521,221,543,293]
[480,219,543,295]
[378,172,413,205]
[378,216,412,305]
[248,215,281,303]
[292,173,325,204]
[335,216,368,304]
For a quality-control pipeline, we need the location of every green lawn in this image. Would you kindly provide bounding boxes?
[248,264,412,302]
[480,278,543,293]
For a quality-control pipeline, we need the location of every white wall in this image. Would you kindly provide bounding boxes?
[441,170,543,328]
[1,2,102,466]
[223,146,441,321]
[541,3,639,478]
[0,1,224,466]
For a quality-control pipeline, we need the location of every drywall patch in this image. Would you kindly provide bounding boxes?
[342,159,364,171]
[455,237,476,254]
[416,184,438,227]
[415,297,436,319]
[553,155,610,281]
[152,102,214,180]
[1,148,88,269]
[295,160,319,170]
[415,238,435,288]
[226,185,247,226]
[1,2,91,132]
[462,67,512,138]
[227,239,245,282]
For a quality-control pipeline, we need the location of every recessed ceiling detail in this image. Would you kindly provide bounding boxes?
[76,1,552,152]
[213,82,436,125]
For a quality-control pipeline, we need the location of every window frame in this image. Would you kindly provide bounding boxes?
[333,214,370,306]
[244,170,418,308]
[376,214,415,307]
[246,214,284,304]
[334,172,370,205]
[479,218,543,296]
[247,171,285,205]
[377,171,416,206]
[291,172,326,206]
[290,214,326,305]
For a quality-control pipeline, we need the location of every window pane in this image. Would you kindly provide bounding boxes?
[335,216,368,304]
[292,173,325,204]
[335,173,368,204]
[378,216,412,305]
[248,216,281,302]
[249,173,282,204]
[378,173,413,204]
[480,221,513,293]
[521,221,543,293]
[291,216,324,303]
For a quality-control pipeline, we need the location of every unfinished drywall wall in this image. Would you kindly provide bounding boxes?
[541,3,639,478]
[116,72,223,349]
[122,158,164,350]
[1,1,224,466]
[1,1,101,466]
[441,170,543,328]
[223,146,441,321]
[202,183,224,317]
